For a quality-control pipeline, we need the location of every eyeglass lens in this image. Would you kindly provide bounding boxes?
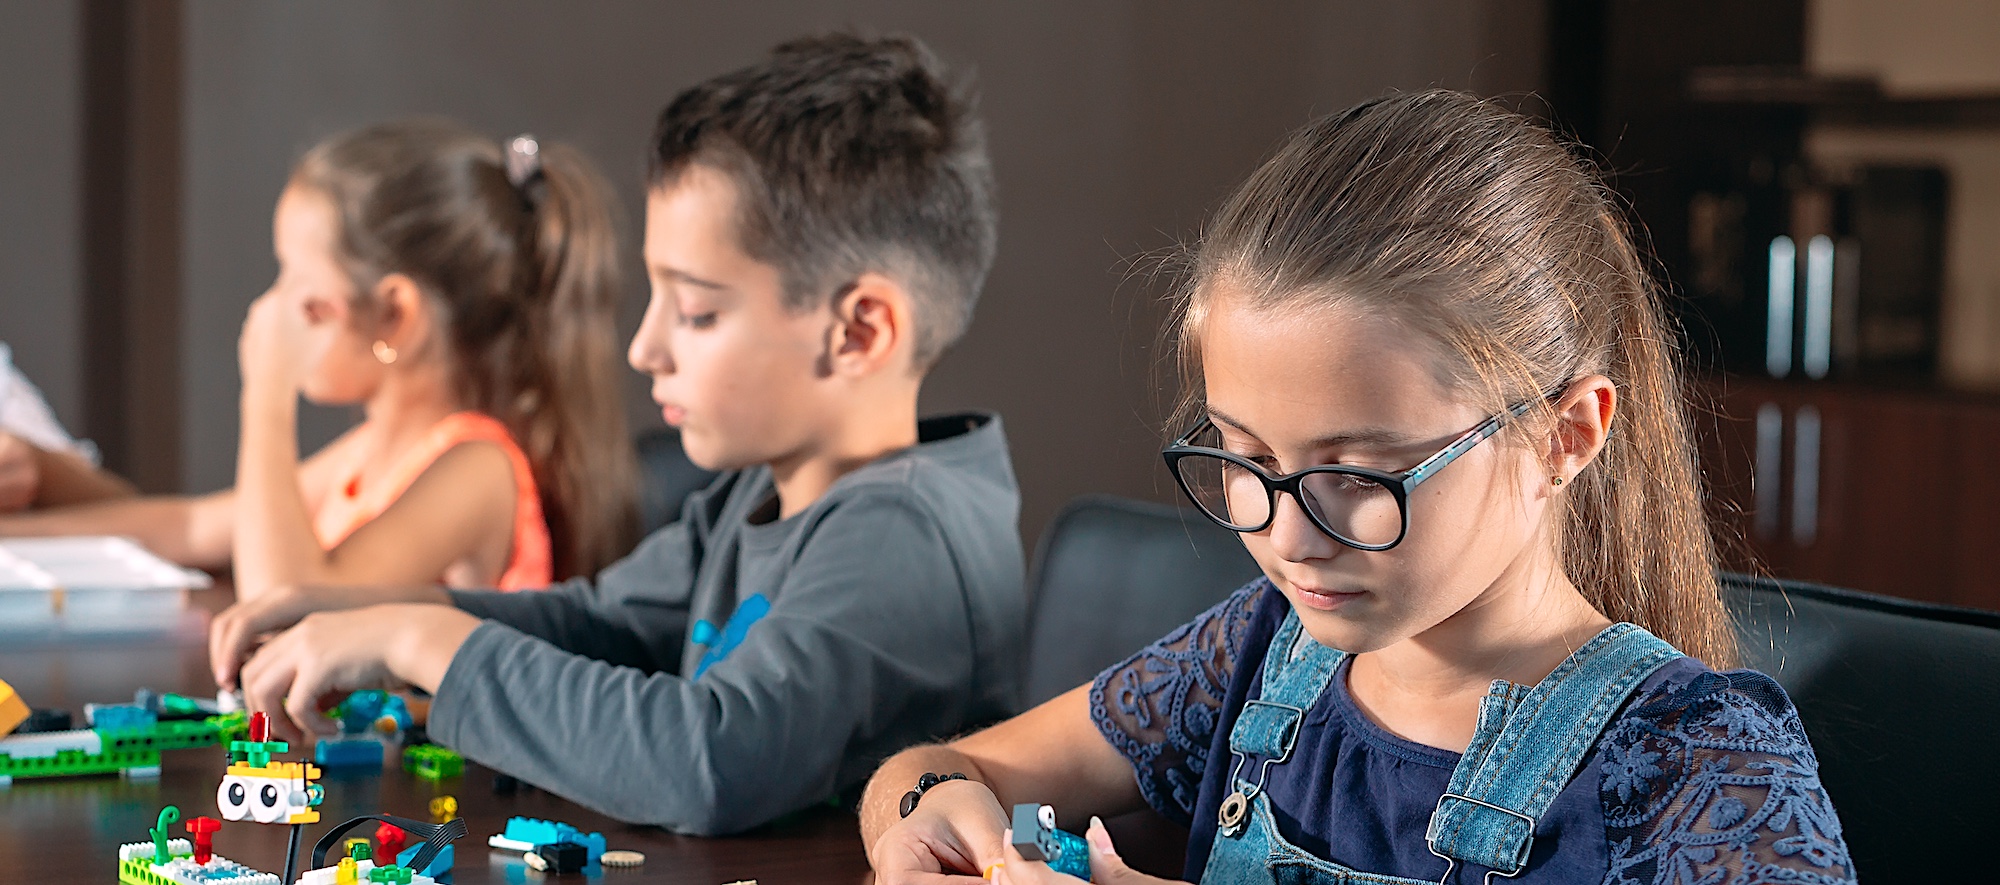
[1173,451,1401,547]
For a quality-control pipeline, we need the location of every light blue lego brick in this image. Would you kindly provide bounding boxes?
[494,817,603,863]
[396,841,453,878]
[88,704,158,731]
[312,737,383,768]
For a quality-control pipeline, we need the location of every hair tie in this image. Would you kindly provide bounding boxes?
[504,134,545,208]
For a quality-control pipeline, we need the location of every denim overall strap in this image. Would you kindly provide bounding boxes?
[1424,623,1680,880]
[1226,608,1346,794]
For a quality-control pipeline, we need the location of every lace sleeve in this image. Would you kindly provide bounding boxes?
[1598,670,1855,885]
[1088,579,1266,826]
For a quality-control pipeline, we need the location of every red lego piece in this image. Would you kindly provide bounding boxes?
[185,816,221,864]
[248,711,270,742]
[375,822,409,859]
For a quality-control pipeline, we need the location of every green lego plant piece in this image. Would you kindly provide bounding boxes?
[367,864,414,884]
[348,840,373,862]
[229,737,287,768]
[401,744,464,781]
[150,806,180,864]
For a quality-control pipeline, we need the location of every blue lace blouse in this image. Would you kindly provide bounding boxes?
[1089,579,1856,884]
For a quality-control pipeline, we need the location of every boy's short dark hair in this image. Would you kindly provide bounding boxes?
[649,33,998,367]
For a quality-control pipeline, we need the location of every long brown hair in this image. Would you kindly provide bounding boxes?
[1172,90,1736,668]
[294,118,637,579]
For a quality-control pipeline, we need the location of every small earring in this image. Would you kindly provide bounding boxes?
[1551,475,1564,487]
[372,340,397,365]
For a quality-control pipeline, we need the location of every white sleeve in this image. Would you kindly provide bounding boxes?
[0,342,95,464]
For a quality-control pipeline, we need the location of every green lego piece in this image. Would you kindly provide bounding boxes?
[150,806,180,864]
[348,840,373,862]
[0,732,161,780]
[367,864,414,884]
[401,744,464,781]
[208,711,249,745]
[229,737,287,769]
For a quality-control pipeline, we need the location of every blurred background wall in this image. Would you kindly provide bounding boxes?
[0,0,1545,543]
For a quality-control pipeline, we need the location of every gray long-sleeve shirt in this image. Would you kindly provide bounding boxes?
[429,413,1025,835]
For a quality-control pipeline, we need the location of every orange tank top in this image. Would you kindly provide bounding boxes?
[312,411,552,591]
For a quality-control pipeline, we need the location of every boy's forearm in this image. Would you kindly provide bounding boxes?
[385,603,484,693]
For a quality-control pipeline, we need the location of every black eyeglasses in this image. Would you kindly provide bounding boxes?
[1162,393,1553,551]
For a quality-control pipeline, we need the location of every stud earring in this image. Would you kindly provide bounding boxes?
[1551,475,1564,487]
[372,340,398,365]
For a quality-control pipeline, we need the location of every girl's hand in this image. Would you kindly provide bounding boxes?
[0,432,41,512]
[870,778,1011,885]
[236,602,479,743]
[238,290,311,401]
[992,817,1183,885]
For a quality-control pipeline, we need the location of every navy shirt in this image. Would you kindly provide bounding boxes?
[1090,579,1855,884]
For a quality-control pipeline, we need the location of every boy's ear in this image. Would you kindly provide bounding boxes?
[1549,374,1616,485]
[826,272,912,377]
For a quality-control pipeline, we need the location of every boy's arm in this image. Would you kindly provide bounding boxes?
[443,520,698,671]
[425,495,978,835]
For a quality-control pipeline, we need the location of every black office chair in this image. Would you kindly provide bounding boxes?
[1022,494,1262,707]
[1720,572,2000,883]
[634,427,717,535]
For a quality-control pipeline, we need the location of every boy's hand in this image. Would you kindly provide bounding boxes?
[210,583,452,691]
[992,817,1182,885]
[870,778,1010,885]
[237,602,479,743]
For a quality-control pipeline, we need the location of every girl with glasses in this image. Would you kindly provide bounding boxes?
[863,91,1852,885]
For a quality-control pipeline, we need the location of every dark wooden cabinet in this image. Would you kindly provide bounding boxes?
[1698,376,2000,610]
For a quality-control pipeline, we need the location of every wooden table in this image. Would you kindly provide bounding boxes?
[0,590,874,884]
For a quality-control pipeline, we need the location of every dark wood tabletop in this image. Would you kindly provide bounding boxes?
[0,588,874,885]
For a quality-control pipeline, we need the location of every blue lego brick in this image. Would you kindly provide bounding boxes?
[396,842,453,878]
[88,704,159,731]
[1011,804,1091,881]
[313,737,384,768]
[489,817,604,863]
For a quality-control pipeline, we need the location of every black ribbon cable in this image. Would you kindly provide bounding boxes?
[310,813,468,877]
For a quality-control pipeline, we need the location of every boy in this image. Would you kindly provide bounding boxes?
[208,33,1021,836]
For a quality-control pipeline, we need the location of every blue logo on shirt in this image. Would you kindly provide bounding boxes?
[691,593,771,679]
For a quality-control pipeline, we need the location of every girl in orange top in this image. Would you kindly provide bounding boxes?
[1,120,636,596]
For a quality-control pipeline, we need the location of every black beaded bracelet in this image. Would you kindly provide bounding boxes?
[899,771,968,818]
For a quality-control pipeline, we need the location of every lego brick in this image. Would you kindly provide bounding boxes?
[0,677,27,736]
[88,703,159,731]
[401,744,463,781]
[487,816,605,862]
[396,841,453,878]
[533,841,588,874]
[0,727,101,758]
[16,707,72,733]
[314,737,385,768]
[1010,804,1091,881]
[117,841,279,885]
[0,726,160,779]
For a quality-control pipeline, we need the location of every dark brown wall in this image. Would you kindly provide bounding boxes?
[61,1,1545,545]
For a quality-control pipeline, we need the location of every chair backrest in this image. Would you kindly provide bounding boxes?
[1022,495,1262,707]
[634,427,717,536]
[1720,572,2000,883]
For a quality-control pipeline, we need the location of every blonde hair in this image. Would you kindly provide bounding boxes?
[1171,91,1736,667]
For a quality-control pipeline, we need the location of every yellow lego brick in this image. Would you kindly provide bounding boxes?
[0,677,28,736]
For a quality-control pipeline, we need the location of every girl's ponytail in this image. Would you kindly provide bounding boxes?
[507,141,639,579]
